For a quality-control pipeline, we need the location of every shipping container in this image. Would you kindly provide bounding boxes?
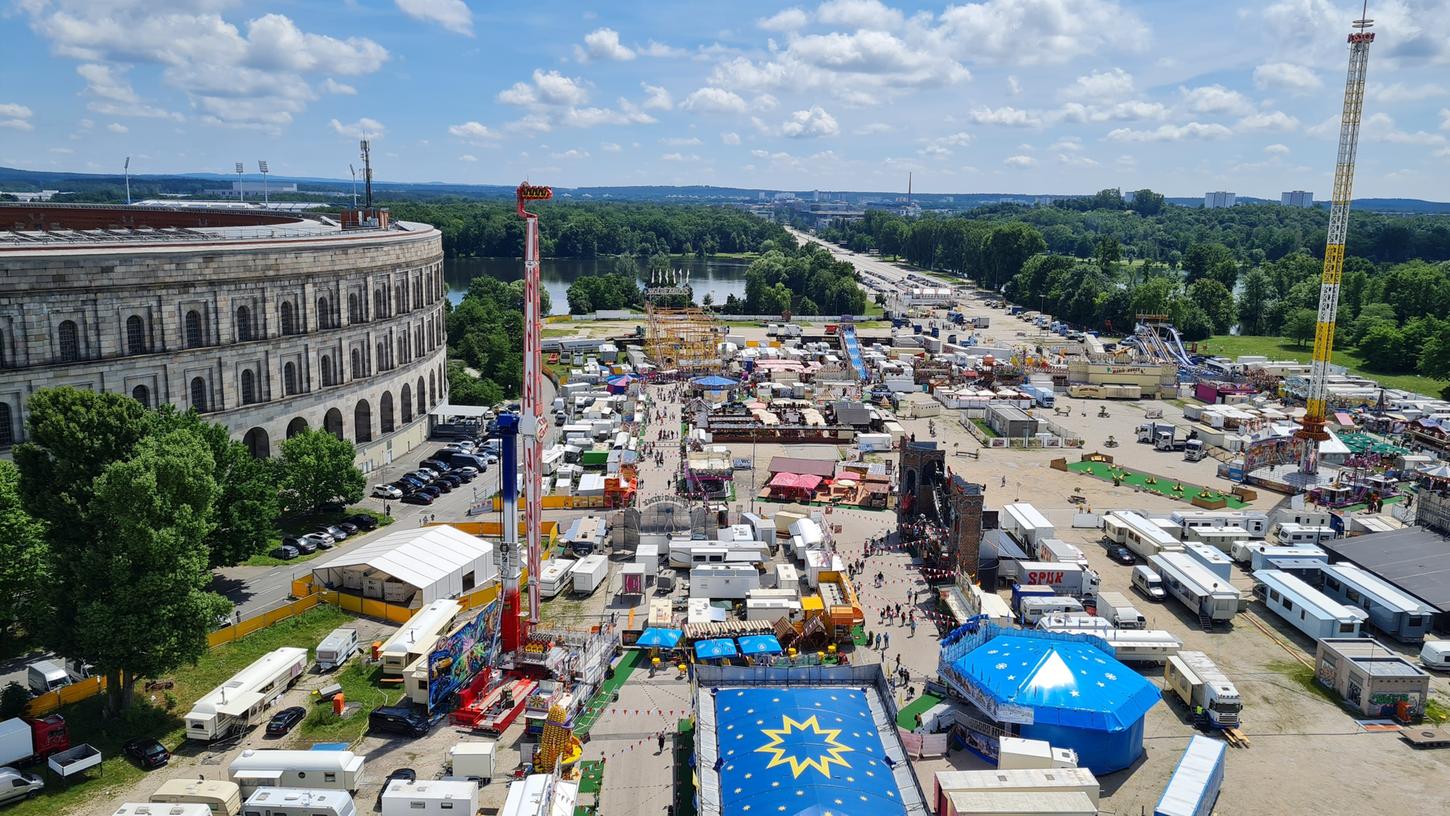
[1153,735,1225,816]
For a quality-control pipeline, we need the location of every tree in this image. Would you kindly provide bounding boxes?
[1182,243,1238,289]
[279,430,365,515]
[1128,188,1165,216]
[1358,323,1413,371]
[1094,236,1121,277]
[0,462,48,653]
[979,223,1047,289]
[1236,268,1276,336]
[1187,279,1236,335]
[79,428,230,712]
[1284,308,1319,347]
[0,684,28,720]
[880,221,908,260]
[1348,302,1397,346]
[1419,320,1450,380]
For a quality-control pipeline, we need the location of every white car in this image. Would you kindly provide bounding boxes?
[372,484,403,499]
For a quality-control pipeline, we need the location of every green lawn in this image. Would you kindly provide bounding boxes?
[300,660,401,743]
[10,605,356,816]
[863,299,885,317]
[245,507,394,567]
[972,419,1000,438]
[1068,460,1247,508]
[1198,334,1448,397]
[896,693,943,729]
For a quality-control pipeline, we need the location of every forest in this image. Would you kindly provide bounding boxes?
[816,190,1450,394]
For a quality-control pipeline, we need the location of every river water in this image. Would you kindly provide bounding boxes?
[444,257,752,316]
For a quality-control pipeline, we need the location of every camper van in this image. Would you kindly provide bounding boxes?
[379,600,461,680]
[184,648,309,741]
[1271,522,1334,546]
[1420,641,1450,671]
[1131,565,1166,601]
[228,750,365,797]
[151,779,244,816]
[241,789,357,816]
[315,629,358,672]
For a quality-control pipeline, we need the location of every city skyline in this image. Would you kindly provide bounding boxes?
[2,0,1449,198]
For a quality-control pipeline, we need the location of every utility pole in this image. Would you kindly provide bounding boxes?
[123,156,131,205]
[235,162,245,203]
[258,160,270,206]
[349,163,357,209]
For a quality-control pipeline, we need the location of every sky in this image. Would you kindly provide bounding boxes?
[2,0,1450,199]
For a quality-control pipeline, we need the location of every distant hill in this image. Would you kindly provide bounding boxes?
[4,166,1449,212]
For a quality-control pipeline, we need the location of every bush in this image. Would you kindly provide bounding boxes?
[0,682,29,719]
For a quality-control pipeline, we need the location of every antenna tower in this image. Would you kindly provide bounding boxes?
[1295,5,1374,478]
[360,140,374,209]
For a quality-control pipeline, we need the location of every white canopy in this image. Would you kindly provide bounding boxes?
[313,525,497,604]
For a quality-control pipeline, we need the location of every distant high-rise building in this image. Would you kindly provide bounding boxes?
[813,189,822,202]
[1204,191,1237,209]
[1281,190,1314,208]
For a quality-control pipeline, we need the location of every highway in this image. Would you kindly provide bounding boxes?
[786,226,949,296]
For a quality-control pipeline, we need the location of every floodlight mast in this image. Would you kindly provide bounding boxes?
[235,162,245,203]
[258,160,270,206]
[349,164,357,209]
[123,156,131,205]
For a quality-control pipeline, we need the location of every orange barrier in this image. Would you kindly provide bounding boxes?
[25,676,106,717]
[490,495,579,511]
[207,594,322,647]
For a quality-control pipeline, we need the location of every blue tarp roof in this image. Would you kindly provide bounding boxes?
[692,375,738,388]
[638,628,683,648]
[695,638,738,659]
[738,634,783,655]
[950,635,1160,732]
[715,687,907,816]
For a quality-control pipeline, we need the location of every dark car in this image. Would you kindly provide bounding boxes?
[337,521,360,535]
[1109,545,1136,565]
[349,514,379,531]
[269,545,298,560]
[281,536,304,550]
[122,738,170,769]
[377,768,418,807]
[439,474,463,487]
[417,485,442,498]
[429,480,452,494]
[400,492,433,506]
[266,706,306,736]
[369,705,430,737]
[292,538,318,555]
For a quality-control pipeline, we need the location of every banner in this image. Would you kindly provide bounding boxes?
[427,600,501,713]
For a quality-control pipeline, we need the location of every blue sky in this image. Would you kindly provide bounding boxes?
[2,0,1449,198]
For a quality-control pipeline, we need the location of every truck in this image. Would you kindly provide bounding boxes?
[1136,421,1177,444]
[1183,438,1206,461]
[1153,428,1186,452]
[1036,538,1088,566]
[1001,502,1055,551]
[0,716,70,767]
[1164,651,1242,728]
[1020,383,1056,408]
[569,554,609,596]
[1008,562,1100,598]
[26,660,73,696]
[972,316,990,329]
[1094,591,1146,629]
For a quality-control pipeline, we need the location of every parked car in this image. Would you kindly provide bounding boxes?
[122,738,170,770]
[372,484,403,499]
[337,521,360,535]
[269,545,298,560]
[348,514,379,531]
[324,525,350,541]
[396,476,426,490]
[377,768,418,808]
[454,468,477,482]
[417,485,442,499]
[311,531,336,546]
[369,705,430,737]
[292,538,318,555]
[0,768,43,805]
[439,474,462,488]
[281,536,304,551]
[400,493,433,506]
[429,480,452,494]
[265,706,306,737]
[421,458,451,473]
[1109,545,1136,565]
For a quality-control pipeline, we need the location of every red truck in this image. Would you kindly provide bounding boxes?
[0,715,70,767]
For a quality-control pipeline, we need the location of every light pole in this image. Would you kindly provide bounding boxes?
[123,156,131,205]
[234,162,245,203]
[349,164,358,209]
[258,160,270,206]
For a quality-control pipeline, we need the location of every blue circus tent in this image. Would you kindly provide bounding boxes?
[691,375,738,390]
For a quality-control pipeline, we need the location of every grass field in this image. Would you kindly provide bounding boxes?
[1198,334,1448,397]
[301,660,401,742]
[10,605,356,816]
[1067,459,1247,508]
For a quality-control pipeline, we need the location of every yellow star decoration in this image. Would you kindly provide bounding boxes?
[755,715,854,779]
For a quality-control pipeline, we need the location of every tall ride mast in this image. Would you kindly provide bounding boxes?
[517,183,552,630]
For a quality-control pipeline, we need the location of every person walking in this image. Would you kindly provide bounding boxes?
[657,731,667,755]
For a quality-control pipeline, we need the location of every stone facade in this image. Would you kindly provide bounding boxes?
[0,216,448,471]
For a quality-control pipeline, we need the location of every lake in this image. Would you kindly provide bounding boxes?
[444,257,752,316]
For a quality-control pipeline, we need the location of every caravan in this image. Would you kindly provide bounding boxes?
[315,629,358,672]
[241,789,356,816]
[379,600,462,680]
[184,648,308,741]
[228,751,365,797]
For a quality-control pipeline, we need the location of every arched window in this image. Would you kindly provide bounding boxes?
[415,325,424,356]
[416,376,425,416]
[396,283,405,313]
[280,301,296,335]
[185,310,204,348]
[0,403,13,447]
[284,362,299,395]
[401,384,413,423]
[131,384,150,408]
[374,288,386,318]
[323,408,344,439]
[57,319,80,362]
[429,371,436,407]
[317,296,331,330]
[348,292,361,323]
[354,399,373,443]
[241,369,257,405]
[321,355,334,387]
[376,341,388,371]
[237,305,253,342]
[397,337,405,364]
[189,376,208,413]
[351,348,363,380]
[126,315,147,355]
[380,392,395,433]
[413,278,422,307]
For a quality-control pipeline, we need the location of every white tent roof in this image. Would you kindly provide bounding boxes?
[314,525,497,604]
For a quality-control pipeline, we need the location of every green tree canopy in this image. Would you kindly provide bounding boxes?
[279,430,366,515]
[0,461,48,653]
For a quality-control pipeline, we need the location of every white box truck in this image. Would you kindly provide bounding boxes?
[1002,503,1055,550]
[1164,652,1242,728]
[1095,591,1146,629]
[570,554,609,596]
[996,737,1078,771]
[1007,561,1100,598]
[380,780,477,816]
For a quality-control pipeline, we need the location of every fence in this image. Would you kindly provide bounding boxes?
[24,676,106,717]
[207,594,322,647]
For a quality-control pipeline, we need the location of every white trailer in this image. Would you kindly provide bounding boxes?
[570,554,609,595]
[1182,543,1233,582]
[379,600,461,680]
[1150,552,1241,623]
[1104,511,1183,560]
[185,648,308,741]
[668,540,771,569]
[446,741,496,783]
[635,543,660,578]
[315,629,358,672]
[1170,509,1268,538]
[1002,503,1055,549]
[1043,628,1183,664]
[996,737,1078,771]
[1153,735,1225,816]
[1254,569,1367,640]
[115,805,213,816]
[1271,522,1335,545]
[690,565,762,599]
[241,788,356,816]
[228,750,365,796]
[1018,597,1084,626]
[942,790,1097,816]
[537,559,576,599]
[1035,539,1088,566]
[933,768,1100,813]
[380,780,477,816]
[1183,526,1251,554]
[964,584,1014,625]
[150,779,243,816]
[1095,591,1146,629]
[1164,652,1241,728]
[1245,544,1327,571]
[802,548,845,588]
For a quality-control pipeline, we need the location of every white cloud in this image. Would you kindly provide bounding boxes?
[758,7,808,31]
[600,142,622,152]
[638,41,687,58]
[662,152,700,161]
[458,154,477,162]
[1179,84,1253,116]
[395,0,473,36]
[323,78,357,95]
[1056,152,1098,167]
[552,149,590,159]
[721,131,741,144]
[448,121,500,143]
[1309,111,1447,147]
[499,69,589,107]
[1237,111,1299,131]
[330,116,385,138]
[1442,109,1450,131]
[920,130,972,158]
[641,83,673,110]
[561,102,656,127]
[661,136,702,146]
[681,87,748,113]
[1106,122,1233,142]
[1056,100,1167,123]
[1006,75,1021,95]
[1050,137,1081,152]
[938,0,1150,66]
[0,102,33,131]
[781,105,839,138]
[855,121,892,134]
[1004,154,1035,168]
[964,106,1041,127]
[816,0,904,30]
[1265,143,1291,155]
[49,147,74,154]
[1059,67,1133,101]
[106,122,128,133]
[1253,62,1320,94]
[76,63,136,103]
[1368,82,1446,103]
[576,27,635,62]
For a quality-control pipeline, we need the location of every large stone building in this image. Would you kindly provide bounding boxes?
[0,204,448,473]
